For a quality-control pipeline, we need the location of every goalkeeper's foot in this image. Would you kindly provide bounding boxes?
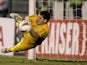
[1,48,10,53]
[10,13,22,21]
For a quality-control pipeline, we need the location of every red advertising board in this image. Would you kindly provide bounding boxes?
[35,19,87,60]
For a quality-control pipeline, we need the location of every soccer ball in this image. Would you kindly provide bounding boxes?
[18,20,31,33]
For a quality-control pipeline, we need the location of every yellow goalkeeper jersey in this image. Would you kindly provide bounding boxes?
[24,15,49,44]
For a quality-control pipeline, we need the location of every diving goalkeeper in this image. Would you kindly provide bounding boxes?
[1,11,50,53]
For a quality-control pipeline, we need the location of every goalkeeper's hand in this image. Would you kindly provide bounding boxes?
[10,13,23,21]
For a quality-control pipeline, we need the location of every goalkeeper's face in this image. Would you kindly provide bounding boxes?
[36,14,47,25]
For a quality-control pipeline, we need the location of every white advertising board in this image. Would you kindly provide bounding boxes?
[0,17,15,56]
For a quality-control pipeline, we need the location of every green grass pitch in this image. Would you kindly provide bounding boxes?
[0,55,87,65]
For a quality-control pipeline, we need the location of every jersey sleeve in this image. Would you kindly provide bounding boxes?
[16,21,19,27]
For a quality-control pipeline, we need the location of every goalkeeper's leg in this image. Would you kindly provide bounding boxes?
[1,37,34,53]
[9,37,34,52]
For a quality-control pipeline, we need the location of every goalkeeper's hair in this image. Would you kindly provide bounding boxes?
[40,11,50,22]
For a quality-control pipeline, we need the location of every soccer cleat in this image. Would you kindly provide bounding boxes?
[1,48,10,53]
[10,13,22,21]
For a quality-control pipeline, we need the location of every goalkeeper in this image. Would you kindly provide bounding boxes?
[1,11,50,53]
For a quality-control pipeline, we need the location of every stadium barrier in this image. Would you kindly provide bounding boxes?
[25,19,87,61]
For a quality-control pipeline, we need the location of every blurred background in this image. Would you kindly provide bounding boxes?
[0,0,87,61]
[5,0,87,19]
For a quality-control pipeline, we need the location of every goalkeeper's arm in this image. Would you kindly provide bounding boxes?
[30,28,40,38]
